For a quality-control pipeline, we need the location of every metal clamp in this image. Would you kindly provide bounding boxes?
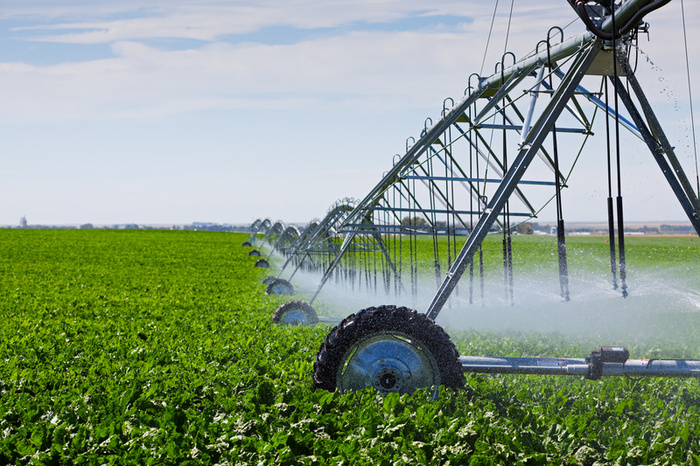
[586,346,630,380]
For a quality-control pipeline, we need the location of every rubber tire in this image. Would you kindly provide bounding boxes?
[242,241,252,247]
[248,250,261,257]
[266,278,294,296]
[255,259,270,268]
[272,300,318,325]
[313,305,463,393]
[262,276,277,285]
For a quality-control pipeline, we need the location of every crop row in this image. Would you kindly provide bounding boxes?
[1,229,699,464]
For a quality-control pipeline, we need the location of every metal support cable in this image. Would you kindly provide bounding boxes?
[680,0,700,196]
[503,0,515,54]
[481,0,500,77]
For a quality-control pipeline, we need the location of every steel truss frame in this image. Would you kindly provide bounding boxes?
[275,199,359,281]
[294,0,700,324]
[302,0,700,388]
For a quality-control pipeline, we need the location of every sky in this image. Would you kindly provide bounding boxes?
[1,0,698,227]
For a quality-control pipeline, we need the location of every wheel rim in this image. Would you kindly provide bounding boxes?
[270,283,292,295]
[337,333,440,397]
[279,308,308,325]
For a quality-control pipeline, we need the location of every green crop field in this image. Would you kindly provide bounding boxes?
[2,229,700,464]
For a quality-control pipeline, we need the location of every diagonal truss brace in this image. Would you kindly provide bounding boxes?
[613,58,700,234]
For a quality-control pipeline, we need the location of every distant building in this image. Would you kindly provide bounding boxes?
[19,216,27,228]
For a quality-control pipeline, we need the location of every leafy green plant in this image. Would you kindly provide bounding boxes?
[1,229,699,464]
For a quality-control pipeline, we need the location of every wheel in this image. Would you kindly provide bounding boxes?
[313,305,462,398]
[272,300,318,325]
[255,259,270,268]
[248,250,261,257]
[262,276,277,285]
[242,241,252,247]
[266,278,294,296]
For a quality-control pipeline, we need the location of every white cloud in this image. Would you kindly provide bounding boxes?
[0,2,693,127]
[7,1,569,45]
[0,1,584,123]
[9,1,468,43]
[0,30,482,122]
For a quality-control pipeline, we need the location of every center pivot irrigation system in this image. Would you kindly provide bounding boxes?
[245,0,700,399]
